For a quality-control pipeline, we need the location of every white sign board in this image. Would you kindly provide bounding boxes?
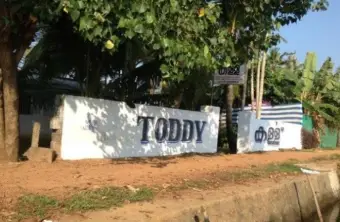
[237,111,302,153]
[61,96,220,160]
[213,64,246,85]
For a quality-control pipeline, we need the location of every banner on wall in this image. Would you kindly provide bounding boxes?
[60,96,220,160]
[237,111,302,153]
[250,119,285,152]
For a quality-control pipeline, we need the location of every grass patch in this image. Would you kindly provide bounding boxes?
[16,187,154,221]
[169,179,211,191]
[264,162,300,174]
[311,153,340,162]
[16,194,60,220]
[170,161,303,191]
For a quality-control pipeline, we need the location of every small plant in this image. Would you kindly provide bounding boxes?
[302,128,319,149]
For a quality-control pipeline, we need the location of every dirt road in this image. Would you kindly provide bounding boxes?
[0,149,339,203]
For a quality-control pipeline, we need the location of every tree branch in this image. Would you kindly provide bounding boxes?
[14,18,37,66]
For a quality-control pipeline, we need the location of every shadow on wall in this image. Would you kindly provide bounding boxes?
[236,111,253,153]
[62,96,220,159]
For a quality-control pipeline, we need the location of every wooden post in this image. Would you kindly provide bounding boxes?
[307,175,323,222]
[250,61,255,111]
[255,51,262,118]
[301,168,323,222]
[31,122,41,148]
[241,62,249,111]
[257,51,267,119]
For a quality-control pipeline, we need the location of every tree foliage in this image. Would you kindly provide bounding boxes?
[260,50,340,145]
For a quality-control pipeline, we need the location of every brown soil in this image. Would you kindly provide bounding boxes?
[0,149,339,208]
[58,175,303,222]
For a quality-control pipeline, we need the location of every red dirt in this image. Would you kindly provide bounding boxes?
[0,149,339,207]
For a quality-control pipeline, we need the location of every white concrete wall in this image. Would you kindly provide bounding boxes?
[19,115,52,138]
[61,96,220,160]
[237,111,302,153]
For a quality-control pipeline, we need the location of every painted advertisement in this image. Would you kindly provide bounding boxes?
[237,111,302,153]
[61,96,220,160]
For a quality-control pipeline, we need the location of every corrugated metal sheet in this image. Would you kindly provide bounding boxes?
[220,103,303,128]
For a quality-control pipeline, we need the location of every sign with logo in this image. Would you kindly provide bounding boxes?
[248,119,287,152]
[213,64,246,85]
[254,126,284,146]
[237,111,303,154]
[61,96,220,160]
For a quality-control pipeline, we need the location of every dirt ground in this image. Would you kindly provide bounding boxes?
[58,175,303,222]
[1,149,340,207]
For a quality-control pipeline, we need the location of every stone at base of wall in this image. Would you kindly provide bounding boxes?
[50,117,62,130]
[159,171,340,222]
[50,141,61,158]
[51,132,62,142]
[24,147,56,163]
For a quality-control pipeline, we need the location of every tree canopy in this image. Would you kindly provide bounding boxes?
[0,0,330,161]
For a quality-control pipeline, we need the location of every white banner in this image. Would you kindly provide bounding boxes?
[61,96,220,160]
[250,119,284,152]
[237,111,302,153]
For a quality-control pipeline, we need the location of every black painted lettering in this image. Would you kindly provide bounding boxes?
[155,118,168,143]
[168,118,181,143]
[195,121,206,143]
[182,120,194,142]
[137,116,155,144]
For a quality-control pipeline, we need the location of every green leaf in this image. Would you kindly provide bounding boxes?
[162,38,170,48]
[70,10,80,21]
[203,45,209,58]
[170,0,178,9]
[79,16,89,30]
[153,44,160,50]
[160,64,169,73]
[177,72,184,81]
[118,18,126,28]
[207,14,217,23]
[134,24,144,33]
[163,73,171,79]
[146,13,155,24]
[139,4,147,13]
[77,1,84,9]
[125,30,135,39]
[93,26,102,36]
[209,38,217,45]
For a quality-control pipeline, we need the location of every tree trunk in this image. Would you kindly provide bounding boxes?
[0,35,19,161]
[313,128,321,147]
[225,85,236,153]
[173,92,183,108]
[250,61,255,111]
[87,62,102,98]
[0,68,6,161]
[257,52,267,119]
[0,6,36,162]
[0,5,8,161]
[241,62,249,111]
[255,52,262,118]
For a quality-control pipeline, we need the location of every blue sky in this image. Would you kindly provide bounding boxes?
[278,0,339,69]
